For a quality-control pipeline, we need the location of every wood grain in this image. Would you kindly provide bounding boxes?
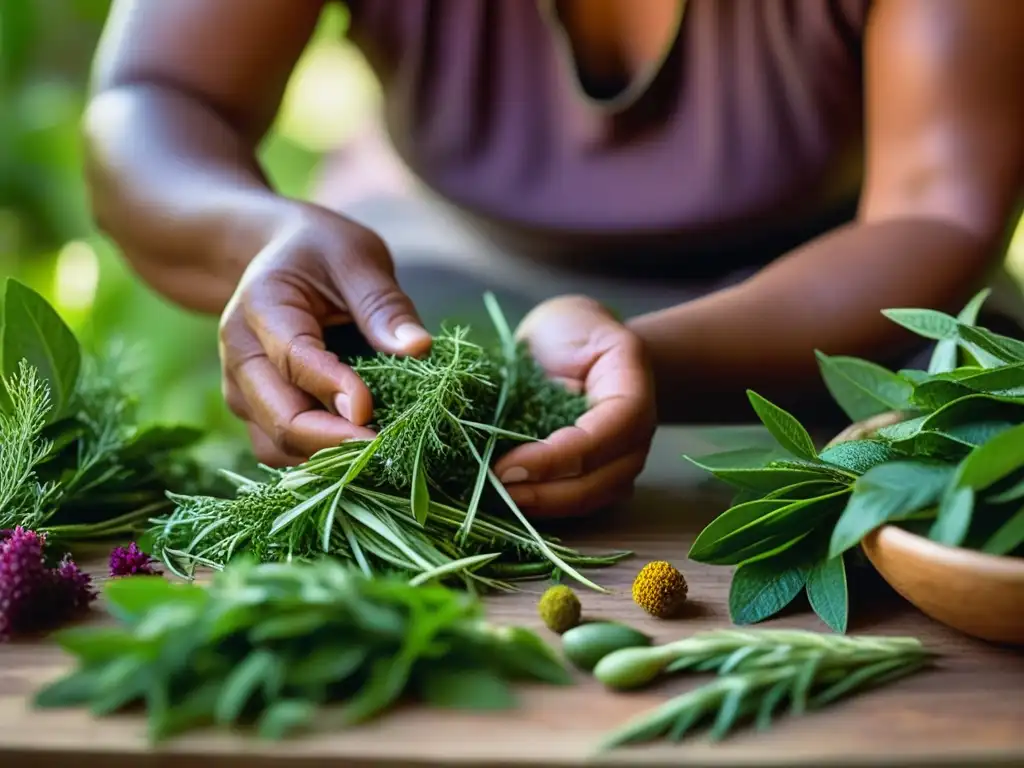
[1,427,1022,768]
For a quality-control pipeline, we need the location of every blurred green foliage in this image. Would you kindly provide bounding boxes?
[0,1,352,464]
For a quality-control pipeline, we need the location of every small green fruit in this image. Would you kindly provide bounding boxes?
[593,645,671,690]
[537,585,582,634]
[560,621,652,671]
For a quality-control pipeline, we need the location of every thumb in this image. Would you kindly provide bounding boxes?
[334,247,432,357]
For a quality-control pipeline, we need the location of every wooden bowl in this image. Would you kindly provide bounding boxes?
[831,412,1024,645]
[861,525,1024,644]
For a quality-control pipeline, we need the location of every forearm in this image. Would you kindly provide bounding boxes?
[628,218,1001,422]
[83,83,293,314]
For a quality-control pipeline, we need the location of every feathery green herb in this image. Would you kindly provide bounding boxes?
[149,294,629,592]
[595,629,934,750]
[687,289,1024,633]
[35,557,574,743]
[0,278,207,544]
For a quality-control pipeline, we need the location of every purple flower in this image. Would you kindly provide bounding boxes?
[0,527,50,640]
[51,556,97,613]
[108,541,160,577]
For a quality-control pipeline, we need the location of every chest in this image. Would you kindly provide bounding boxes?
[348,0,869,234]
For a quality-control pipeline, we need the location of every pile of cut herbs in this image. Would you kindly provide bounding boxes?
[34,557,573,742]
[146,293,630,592]
[686,288,1024,633]
[0,278,207,547]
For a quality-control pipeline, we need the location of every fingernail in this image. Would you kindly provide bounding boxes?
[334,393,351,420]
[500,466,530,484]
[394,323,430,347]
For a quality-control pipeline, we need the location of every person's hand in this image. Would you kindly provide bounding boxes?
[219,203,432,466]
[493,295,656,518]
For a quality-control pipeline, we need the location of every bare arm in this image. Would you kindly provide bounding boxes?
[84,0,325,314]
[628,0,1024,421]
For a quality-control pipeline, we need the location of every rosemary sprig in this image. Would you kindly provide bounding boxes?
[595,629,935,750]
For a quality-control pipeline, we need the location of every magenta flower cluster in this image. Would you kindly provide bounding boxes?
[108,541,160,577]
[0,527,97,641]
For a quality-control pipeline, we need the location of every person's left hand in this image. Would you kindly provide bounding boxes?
[493,295,657,518]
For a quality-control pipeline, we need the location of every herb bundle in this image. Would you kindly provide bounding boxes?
[34,557,573,742]
[0,278,205,545]
[595,629,933,749]
[149,294,630,592]
[687,289,1024,632]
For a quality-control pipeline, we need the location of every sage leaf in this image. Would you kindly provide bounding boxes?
[763,480,846,500]
[929,487,975,547]
[818,440,895,475]
[685,459,834,493]
[728,556,810,626]
[689,499,791,562]
[980,506,1024,556]
[1,278,81,420]
[257,699,317,740]
[747,391,818,461]
[815,352,913,422]
[805,555,848,633]
[958,324,1024,366]
[947,422,1024,492]
[926,288,991,373]
[828,462,954,558]
[411,431,430,525]
[882,307,959,341]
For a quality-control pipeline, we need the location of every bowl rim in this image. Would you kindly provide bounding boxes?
[864,523,1024,578]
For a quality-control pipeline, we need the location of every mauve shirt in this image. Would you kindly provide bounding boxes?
[340,0,872,277]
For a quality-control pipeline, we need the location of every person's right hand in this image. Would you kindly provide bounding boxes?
[219,203,432,467]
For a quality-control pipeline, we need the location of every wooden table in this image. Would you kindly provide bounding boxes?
[2,426,1022,767]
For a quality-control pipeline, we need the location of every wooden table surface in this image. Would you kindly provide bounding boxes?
[1,426,1022,768]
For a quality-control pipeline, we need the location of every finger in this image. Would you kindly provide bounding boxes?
[242,279,373,424]
[234,354,375,457]
[222,372,251,421]
[503,451,647,518]
[246,422,306,468]
[495,335,653,483]
[330,230,432,357]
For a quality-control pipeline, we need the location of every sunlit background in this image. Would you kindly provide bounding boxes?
[2,1,1023,463]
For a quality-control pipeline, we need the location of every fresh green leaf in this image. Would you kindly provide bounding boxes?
[103,576,207,623]
[957,324,1024,366]
[805,555,848,633]
[948,423,1024,492]
[257,699,317,740]
[927,289,991,373]
[122,425,204,460]
[815,352,913,422]
[980,506,1024,556]
[729,556,811,625]
[689,499,791,561]
[818,440,895,475]
[828,462,953,557]
[929,487,975,547]
[215,650,280,724]
[746,391,818,461]
[1,279,81,421]
[882,308,959,341]
[686,461,839,493]
[411,431,430,525]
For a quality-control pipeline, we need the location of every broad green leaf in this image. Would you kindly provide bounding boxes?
[828,462,954,558]
[33,668,106,709]
[927,288,991,373]
[922,394,1024,434]
[818,440,895,475]
[729,556,811,625]
[418,667,517,710]
[103,576,207,623]
[980,505,1024,556]
[685,459,836,493]
[876,415,928,442]
[957,324,1024,366]
[956,363,1024,393]
[685,447,784,470]
[815,352,913,422]
[1,279,81,420]
[746,391,818,461]
[289,647,369,687]
[763,480,846,500]
[951,422,1024,491]
[0,0,37,91]
[881,308,958,341]
[411,431,430,525]
[689,499,792,561]
[912,380,1024,412]
[805,555,848,633]
[693,489,849,565]
[53,627,141,663]
[929,487,975,547]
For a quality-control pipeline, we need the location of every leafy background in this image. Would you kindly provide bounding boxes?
[2,1,1023,463]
